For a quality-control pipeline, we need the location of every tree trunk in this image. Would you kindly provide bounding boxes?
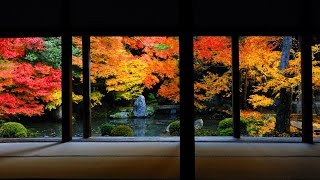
[243,69,248,109]
[276,88,291,133]
[276,36,292,133]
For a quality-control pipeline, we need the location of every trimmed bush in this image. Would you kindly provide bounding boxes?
[168,120,180,136]
[0,122,28,138]
[195,129,216,136]
[110,125,134,136]
[27,128,40,138]
[0,119,7,126]
[100,123,115,136]
[0,120,6,126]
[216,118,248,136]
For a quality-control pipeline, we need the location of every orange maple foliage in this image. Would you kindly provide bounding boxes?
[193,36,232,110]
[73,36,180,103]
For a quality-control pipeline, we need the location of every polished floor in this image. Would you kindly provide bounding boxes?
[0,140,319,179]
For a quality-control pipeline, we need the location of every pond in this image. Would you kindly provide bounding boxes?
[21,111,220,137]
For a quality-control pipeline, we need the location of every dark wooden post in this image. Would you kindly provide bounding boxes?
[61,0,72,142]
[232,35,240,138]
[82,36,92,138]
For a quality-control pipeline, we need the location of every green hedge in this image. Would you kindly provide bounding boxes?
[100,123,115,136]
[168,120,180,136]
[110,125,134,136]
[0,122,28,138]
[216,118,249,136]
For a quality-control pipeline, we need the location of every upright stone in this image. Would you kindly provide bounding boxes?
[133,95,147,117]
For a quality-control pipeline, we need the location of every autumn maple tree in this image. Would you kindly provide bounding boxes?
[72,36,179,105]
[0,38,61,119]
[193,36,320,134]
[193,36,232,112]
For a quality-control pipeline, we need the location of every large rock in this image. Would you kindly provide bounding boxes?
[133,95,147,117]
[194,119,203,130]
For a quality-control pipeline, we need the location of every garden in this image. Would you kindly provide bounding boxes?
[0,36,320,138]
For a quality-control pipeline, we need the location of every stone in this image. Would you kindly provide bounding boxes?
[110,112,130,119]
[165,124,171,133]
[133,95,147,117]
[194,119,203,130]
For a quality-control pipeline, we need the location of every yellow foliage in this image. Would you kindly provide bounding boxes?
[248,94,274,108]
[106,59,147,100]
[312,44,320,90]
[45,90,62,110]
[91,91,104,107]
[194,70,231,110]
[45,91,83,110]
[72,93,83,104]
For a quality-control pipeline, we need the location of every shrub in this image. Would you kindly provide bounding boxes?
[195,129,216,136]
[168,120,180,136]
[216,118,249,136]
[147,93,158,105]
[27,128,40,138]
[110,125,134,136]
[0,120,6,126]
[263,130,302,137]
[245,118,265,136]
[0,122,28,138]
[100,123,115,136]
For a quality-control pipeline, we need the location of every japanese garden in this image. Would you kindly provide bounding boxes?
[0,36,320,138]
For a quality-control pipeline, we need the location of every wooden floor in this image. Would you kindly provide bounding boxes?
[0,141,320,179]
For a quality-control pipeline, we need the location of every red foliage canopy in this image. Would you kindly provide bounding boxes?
[0,38,61,118]
[0,38,44,59]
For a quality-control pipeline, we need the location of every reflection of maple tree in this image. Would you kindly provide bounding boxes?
[0,38,61,118]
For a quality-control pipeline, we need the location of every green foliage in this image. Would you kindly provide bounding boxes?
[24,37,81,69]
[217,117,268,136]
[114,113,122,118]
[168,120,180,136]
[72,43,81,56]
[217,118,233,136]
[154,44,171,50]
[0,122,28,138]
[216,118,248,136]
[245,118,265,136]
[217,128,233,136]
[146,93,158,105]
[100,123,115,136]
[146,107,155,116]
[110,125,134,136]
[27,128,40,138]
[0,120,6,126]
[195,129,216,136]
[25,37,62,68]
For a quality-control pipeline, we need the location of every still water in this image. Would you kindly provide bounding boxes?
[22,113,179,137]
[22,112,219,137]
